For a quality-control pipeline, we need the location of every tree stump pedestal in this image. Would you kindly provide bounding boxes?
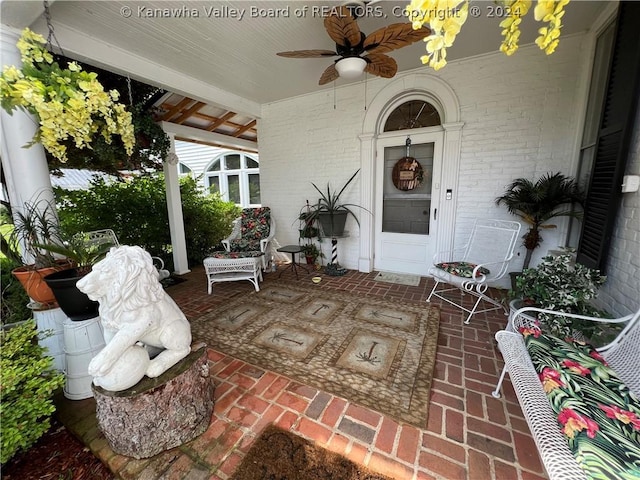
[92,347,215,459]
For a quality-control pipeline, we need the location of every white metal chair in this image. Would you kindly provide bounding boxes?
[84,229,171,281]
[426,219,521,324]
[492,307,640,480]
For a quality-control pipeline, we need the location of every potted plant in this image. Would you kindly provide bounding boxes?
[299,212,320,239]
[0,28,135,163]
[308,170,368,237]
[496,172,583,270]
[511,253,609,341]
[301,243,323,266]
[37,232,115,321]
[7,200,69,306]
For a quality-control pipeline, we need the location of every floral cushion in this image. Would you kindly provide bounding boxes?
[435,261,490,278]
[229,207,271,252]
[523,329,640,480]
[208,250,264,259]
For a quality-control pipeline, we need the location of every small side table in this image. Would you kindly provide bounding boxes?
[277,245,310,279]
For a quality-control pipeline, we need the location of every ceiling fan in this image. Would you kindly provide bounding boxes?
[277,5,431,85]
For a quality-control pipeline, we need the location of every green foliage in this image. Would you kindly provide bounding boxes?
[34,232,114,276]
[0,320,65,464]
[0,257,31,326]
[54,174,240,267]
[0,29,134,163]
[7,199,63,269]
[514,253,609,339]
[179,176,241,263]
[301,243,323,264]
[43,54,169,176]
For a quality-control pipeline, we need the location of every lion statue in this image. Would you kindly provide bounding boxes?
[77,245,192,391]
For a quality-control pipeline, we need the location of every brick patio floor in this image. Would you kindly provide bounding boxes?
[55,265,548,480]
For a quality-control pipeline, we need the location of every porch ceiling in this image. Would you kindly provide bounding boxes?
[1,1,608,148]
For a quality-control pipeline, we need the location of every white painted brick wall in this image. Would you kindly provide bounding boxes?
[258,33,638,313]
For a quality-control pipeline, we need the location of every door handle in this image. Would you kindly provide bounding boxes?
[434,208,437,220]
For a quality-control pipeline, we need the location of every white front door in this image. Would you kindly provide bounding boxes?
[374,131,443,276]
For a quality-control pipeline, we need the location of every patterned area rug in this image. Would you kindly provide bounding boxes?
[373,271,421,287]
[230,424,393,480]
[191,283,440,427]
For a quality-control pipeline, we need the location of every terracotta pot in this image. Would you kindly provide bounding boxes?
[12,264,63,306]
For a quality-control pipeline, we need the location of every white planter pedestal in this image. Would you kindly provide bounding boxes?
[62,316,105,400]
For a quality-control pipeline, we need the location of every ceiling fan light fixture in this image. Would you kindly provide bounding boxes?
[335,57,367,80]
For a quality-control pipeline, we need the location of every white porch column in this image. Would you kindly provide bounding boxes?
[1,26,56,262]
[163,134,190,274]
[358,133,376,272]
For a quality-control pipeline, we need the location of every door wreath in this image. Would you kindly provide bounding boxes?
[392,157,424,191]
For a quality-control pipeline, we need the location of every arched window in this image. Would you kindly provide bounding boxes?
[178,162,193,176]
[383,100,441,132]
[205,152,260,207]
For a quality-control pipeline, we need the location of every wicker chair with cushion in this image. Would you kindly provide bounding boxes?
[426,218,521,324]
[221,207,276,271]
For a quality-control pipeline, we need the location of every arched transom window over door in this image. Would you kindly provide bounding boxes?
[383,100,441,132]
[205,152,260,207]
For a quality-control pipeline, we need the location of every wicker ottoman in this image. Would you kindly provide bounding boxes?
[203,251,264,294]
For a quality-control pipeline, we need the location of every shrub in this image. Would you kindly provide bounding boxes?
[0,320,65,464]
[55,174,240,268]
[514,253,609,339]
[0,257,31,326]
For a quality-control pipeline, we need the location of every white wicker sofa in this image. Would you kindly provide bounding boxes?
[493,307,640,480]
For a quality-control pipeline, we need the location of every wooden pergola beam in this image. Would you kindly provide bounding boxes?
[159,98,194,122]
[206,111,237,132]
[232,120,257,138]
[173,101,206,124]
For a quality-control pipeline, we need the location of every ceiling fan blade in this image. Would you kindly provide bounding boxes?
[363,24,431,54]
[364,53,397,78]
[324,6,362,48]
[277,49,338,58]
[319,63,340,85]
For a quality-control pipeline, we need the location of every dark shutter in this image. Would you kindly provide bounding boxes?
[576,2,640,272]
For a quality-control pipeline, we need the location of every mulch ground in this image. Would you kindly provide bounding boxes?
[2,417,113,480]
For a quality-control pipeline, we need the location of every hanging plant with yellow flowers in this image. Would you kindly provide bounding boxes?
[405,0,570,71]
[0,28,135,162]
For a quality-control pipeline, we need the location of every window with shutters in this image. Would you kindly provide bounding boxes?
[574,2,640,273]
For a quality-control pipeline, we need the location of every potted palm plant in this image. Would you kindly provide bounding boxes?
[496,172,583,272]
[308,170,368,237]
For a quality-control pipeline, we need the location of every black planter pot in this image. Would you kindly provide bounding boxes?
[44,268,99,321]
[318,211,348,237]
